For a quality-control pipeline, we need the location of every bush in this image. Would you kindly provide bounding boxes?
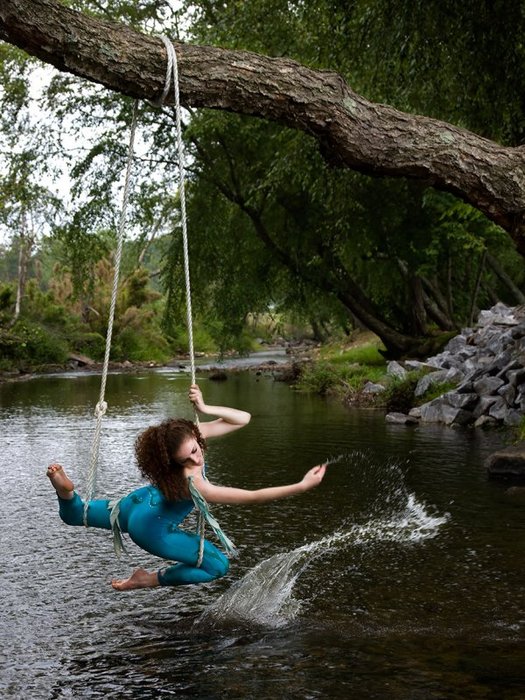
[71,331,106,361]
[3,320,68,366]
[516,416,525,442]
[418,381,458,404]
[383,373,460,413]
[297,360,385,396]
[383,374,420,413]
[328,343,387,367]
[171,325,219,355]
[0,284,15,312]
[113,326,172,363]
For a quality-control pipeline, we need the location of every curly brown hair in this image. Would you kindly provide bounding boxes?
[135,418,207,501]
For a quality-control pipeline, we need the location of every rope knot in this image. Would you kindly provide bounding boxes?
[156,35,175,107]
[95,401,108,418]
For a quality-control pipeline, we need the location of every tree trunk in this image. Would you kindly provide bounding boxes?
[1,0,525,252]
[422,292,456,331]
[9,208,31,327]
[259,210,434,356]
[485,252,525,304]
[423,275,453,320]
[409,275,427,335]
[469,248,487,325]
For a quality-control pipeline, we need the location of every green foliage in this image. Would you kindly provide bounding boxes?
[417,381,459,405]
[297,360,385,396]
[70,331,106,361]
[0,283,14,323]
[383,373,460,414]
[382,374,420,414]
[113,326,171,363]
[24,281,69,326]
[349,0,525,146]
[1,320,68,366]
[124,267,161,308]
[324,343,387,367]
[0,43,34,131]
[169,324,218,356]
[516,416,525,442]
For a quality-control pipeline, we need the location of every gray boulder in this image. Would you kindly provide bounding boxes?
[385,412,418,425]
[363,381,386,394]
[485,444,525,480]
[410,304,525,428]
[387,361,408,379]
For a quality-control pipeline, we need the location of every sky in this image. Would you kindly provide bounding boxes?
[0,1,194,248]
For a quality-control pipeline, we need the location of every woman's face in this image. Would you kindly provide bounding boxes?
[175,437,204,470]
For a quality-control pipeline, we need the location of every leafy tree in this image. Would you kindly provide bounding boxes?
[0,0,524,361]
[0,154,62,325]
[173,0,525,355]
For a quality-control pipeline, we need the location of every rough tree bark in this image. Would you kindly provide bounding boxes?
[0,0,524,254]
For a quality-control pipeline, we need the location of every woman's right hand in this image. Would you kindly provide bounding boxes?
[300,464,327,491]
[188,383,206,412]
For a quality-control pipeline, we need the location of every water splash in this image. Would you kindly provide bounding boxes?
[198,491,449,629]
[324,450,366,467]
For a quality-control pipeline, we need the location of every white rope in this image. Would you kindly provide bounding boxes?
[158,36,204,566]
[158,36,197,388]
[83,101,139,525]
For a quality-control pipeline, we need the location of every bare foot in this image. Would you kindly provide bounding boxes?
[46,463,75,500]
[111,567,159,591]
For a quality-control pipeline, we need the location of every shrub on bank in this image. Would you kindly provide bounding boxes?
[296,339,461,412]
[70,331,106,361]
[297,358,386,397]
[296,340,387,397]
[382,374,421,413]
[112,326,172,363]
[0,320,69,368]
[325,343,386,367]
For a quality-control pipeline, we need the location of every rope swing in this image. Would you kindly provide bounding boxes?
[158,35,197,391]
[83,101,139,524]
[82,37,236,567]
[157,36,208,566]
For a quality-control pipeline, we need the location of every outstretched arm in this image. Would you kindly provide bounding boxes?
[192,464,327,505]
[189,383,251,439]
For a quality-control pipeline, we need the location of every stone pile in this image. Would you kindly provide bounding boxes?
[387,302,525,428]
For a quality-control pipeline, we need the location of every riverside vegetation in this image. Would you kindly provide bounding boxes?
[4,273,524,445]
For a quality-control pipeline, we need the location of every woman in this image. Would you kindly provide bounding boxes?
[47,384,326,591]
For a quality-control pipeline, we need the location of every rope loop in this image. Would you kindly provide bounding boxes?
[157,35,175,107]
[94,401,108,418]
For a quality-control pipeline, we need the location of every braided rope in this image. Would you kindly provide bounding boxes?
[158,36,197,389]
[158,36,205,566]
[83,101,139,525]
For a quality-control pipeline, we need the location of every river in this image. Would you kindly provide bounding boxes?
[1,367,524,698]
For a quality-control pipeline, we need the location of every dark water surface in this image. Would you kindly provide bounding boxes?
[1,369,524,698]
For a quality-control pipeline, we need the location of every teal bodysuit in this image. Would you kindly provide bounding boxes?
[56,484,230,586]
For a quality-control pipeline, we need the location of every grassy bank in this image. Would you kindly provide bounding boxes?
[293,332,459,415]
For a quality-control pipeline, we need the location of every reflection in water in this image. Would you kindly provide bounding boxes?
[1,370,524,698]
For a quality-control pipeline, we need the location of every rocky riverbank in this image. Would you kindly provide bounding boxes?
[384,303,525,481]
[385,303,525,430]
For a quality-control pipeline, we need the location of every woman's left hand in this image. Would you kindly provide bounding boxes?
[300,464,327,491]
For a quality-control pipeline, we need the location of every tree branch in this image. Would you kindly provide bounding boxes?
[0,0,525,249]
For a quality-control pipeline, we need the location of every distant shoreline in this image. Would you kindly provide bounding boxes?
[0,345,313,384]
